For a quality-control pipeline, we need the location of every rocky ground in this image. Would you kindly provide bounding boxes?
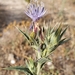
[0,0,75,75]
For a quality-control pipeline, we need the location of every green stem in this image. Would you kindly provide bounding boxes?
[37,63,41,75]
[36,51,41,75]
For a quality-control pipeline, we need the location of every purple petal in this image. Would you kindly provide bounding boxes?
[38,10,46,18]
[25,3,46,21]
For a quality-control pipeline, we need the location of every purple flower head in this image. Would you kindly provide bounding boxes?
[25,2,46,22]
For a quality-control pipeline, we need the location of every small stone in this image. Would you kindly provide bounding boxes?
[46,61,55,69]
[8,53,16,64]
[46,61,52,66]
[10,59,16,64]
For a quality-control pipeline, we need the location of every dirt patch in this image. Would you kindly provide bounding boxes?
[0,0,75,75]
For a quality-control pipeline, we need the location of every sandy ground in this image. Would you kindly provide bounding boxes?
[0,0,75,75]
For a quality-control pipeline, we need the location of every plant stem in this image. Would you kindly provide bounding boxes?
[36,51,41,75]
[37,63,41,75]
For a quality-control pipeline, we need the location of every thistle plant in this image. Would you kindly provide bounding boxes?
[25,2,46,22]
[5,1,69,75]
[25,1,46,31]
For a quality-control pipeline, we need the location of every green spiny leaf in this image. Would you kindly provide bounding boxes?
[60,27,67,39]
[26,59,36,74]
[49,44,58,53]
[5,66,33,75]
[58,38,70,46]
[37,57,50,68]
[50,32,57,46]
[42,49,47,57]
[19,28,30,40]
[31,45,38,50]
[55,24,62,36]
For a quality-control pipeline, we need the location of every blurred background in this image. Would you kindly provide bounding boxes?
[0,0,75,75]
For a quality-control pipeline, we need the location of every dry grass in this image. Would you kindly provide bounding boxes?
[0,0,75,75]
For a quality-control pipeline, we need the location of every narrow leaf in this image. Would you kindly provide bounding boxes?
[55,24,62,36]
[19,28,30,40]
[37,57,50,68]
[60,27,67,39]
[4,66,33,75]
[58,38,70,45]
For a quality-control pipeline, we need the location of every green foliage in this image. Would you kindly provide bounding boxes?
[5,57,50,75]
[18,28,30,41]
[4,66,33,75]
[25,58,36,75]
[37,57,50,68]
[9,23,69,75]
[42,24,69,55]
[17,23,69,57]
